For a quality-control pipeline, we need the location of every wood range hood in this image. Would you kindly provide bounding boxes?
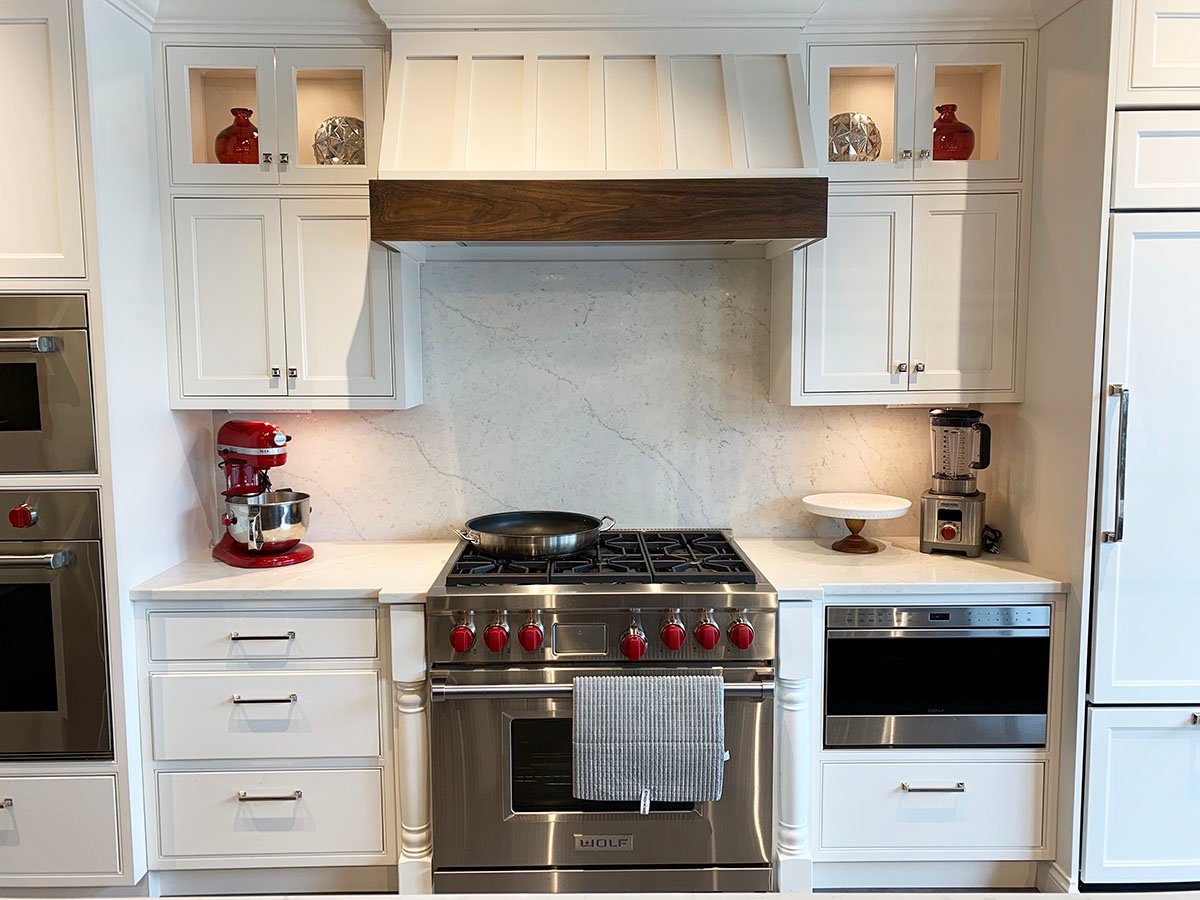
[367,26,828,261]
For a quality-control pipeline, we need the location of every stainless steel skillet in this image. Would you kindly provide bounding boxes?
[453,510,616,559]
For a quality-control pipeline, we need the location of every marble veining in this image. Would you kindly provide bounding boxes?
[219,260,931,541]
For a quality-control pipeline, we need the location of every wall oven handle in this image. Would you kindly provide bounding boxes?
[231,693,298,705]
[429,677,774,702]
[0,336,58,353]
[901,781,965,793]
[1102,384,1130,544]
[237,790,302,802]
[0,551,74,570]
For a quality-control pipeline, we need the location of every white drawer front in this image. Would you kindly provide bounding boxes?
[821,761,1045,851]
[151,671,381,761]
[157,768,385,859]
[1113,111,1200,209]
[149,609,377,661]
[0,776,119,875]
[1126,0,1200,98]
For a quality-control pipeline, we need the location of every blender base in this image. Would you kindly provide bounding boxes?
[920,490,985,558]
[213,533,315,568]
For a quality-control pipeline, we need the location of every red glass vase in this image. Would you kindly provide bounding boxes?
[932,104,975,161]
[214,107,259,165]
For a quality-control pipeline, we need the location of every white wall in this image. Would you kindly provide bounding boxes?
[218,259,931,540]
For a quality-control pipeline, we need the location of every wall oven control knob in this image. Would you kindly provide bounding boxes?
[483,624,509,652]
[517,623,544,652]
[621,627,648,661]
[7,504,37,529]
[939,522,959,542]
[695,622,721,651]
[449,624,476,653]
[728,620,755,650]
[660,622,686,651]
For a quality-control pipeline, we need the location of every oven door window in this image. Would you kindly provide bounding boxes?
[826,635,1050,716]
[510,718,692,814]
[0,583,60,711]
[0,362,43,432]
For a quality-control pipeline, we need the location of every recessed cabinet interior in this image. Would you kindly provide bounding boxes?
[0,0,85,278]
[171,197,421,409]
[772,193,1020,405]
[810,42,1024,182]
[165,46,384,185]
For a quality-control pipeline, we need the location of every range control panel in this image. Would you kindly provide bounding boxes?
[827,605,1051,630]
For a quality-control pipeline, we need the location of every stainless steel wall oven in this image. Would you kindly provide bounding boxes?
[824,605,1051,748]
[0,296,96,474]
[0,490,111,759]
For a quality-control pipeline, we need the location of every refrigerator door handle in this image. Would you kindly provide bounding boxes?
[1102,384,1130,544]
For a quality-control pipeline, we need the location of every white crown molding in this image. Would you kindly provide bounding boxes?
[375,13,818,30]
[151,0,386,35]
[100,0,158,31]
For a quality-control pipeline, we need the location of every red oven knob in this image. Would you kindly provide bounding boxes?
[483,624,509,652]
[518,623,544,652]
[621,626,648,661]
[940,522,959,542]
[695,621,721,651]
[449,624,475,653]
[660,622,686,652]
[8,504,38,529]
[728,620,755,651]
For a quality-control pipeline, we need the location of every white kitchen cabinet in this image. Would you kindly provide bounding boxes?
[809,41,1025,183]
[1117,0,1200,105]
[170,197,421,409]
[0,0,85,278]
[1082,707,1200,883]
[1092,213,1200,704]
[165,45,384,186]
[909,193,1019,392]
[774,192,1021,405]
[1112,110,1200,209]
[149,609,378,661]
[0,776,120,875]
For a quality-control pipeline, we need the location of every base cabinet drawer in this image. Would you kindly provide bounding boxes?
[157,768,385,859]
[151,671,381,760]
[820,761,1045,852]
[1112,111,1200,209]
[0,776,119,875]
[148,609,377,661]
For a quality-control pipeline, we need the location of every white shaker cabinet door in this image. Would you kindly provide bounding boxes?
[280,199,394,397]
[803,195,912,394]
[909,193,1019,392]
[1118,0,1200,104]
[1092,214,1200,704]
[173,198,287,398]
[0,0,85,278]
[1082,707,1200,883]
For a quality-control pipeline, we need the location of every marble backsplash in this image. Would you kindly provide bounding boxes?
[219,260,932,541]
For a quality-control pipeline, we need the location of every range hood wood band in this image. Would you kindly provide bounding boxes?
[369,178,828,243]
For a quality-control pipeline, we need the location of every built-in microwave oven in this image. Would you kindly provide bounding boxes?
[824,605,1051,748]
[0,295,96,474]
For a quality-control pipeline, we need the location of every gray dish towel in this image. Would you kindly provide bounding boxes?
[572,674,726,805]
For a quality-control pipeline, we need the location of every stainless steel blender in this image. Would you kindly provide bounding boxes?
[920,408,991,557]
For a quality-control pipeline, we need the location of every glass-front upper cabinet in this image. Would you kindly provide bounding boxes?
[165,46,384,186]
[809,42,1025,182]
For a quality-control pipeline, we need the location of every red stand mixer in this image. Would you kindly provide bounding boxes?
[212,420,314,568]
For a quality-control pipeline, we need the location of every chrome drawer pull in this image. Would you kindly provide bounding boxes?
[231,693,297,705]
[237,790,302,802]
[0,551,74,570]
[0,798,12,809]
[1102,384,1130,543]
[1192,713,1200,725]
[229,631,296,642]
[901,781,965,793]
[0,336,58,353]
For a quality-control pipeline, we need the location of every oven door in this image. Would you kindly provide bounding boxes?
[825,627,1051,748]
[430,666,773,874]
[0,328,96,474]
[0,541,111,758]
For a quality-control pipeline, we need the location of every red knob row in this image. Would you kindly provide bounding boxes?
[451,622,545,654]
[451,618,753,655]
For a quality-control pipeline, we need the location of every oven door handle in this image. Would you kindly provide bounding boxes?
[0,336,58,353]
[0,551,74,570]
[429,676,775,702]
[827,627,1050,639]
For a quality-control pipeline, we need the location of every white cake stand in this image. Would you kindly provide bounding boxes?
[802,492,912,554]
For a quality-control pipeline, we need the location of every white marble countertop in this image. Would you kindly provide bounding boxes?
[131,536,1065,603]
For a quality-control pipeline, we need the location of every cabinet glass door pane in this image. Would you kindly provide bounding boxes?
[276,49,384,184]
[166,47,277,185]
[810,45,915,182]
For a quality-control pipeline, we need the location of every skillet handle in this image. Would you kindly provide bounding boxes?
[452,528,479,544]
[599,516,616,532]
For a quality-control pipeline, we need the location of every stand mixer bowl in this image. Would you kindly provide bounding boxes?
[223,490,311,554]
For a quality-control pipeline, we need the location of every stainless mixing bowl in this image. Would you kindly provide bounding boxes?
[223,490,311,554]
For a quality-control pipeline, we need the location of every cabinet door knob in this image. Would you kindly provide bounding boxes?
[901,149,913,160]
[270,367,281,378]
[262,152,273,165]
[895,362,908,373]
[914,362,927,373]
[279,152,289,165]
[919,149,932,160]
[287,367,298,378]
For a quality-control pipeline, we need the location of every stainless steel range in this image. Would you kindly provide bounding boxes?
[426,529,777,894]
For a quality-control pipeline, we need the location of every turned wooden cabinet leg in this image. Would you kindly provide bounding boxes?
[394,679,431,858]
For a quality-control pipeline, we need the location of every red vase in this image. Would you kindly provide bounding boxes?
[214,108,259,165]
[932,104,975,161]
